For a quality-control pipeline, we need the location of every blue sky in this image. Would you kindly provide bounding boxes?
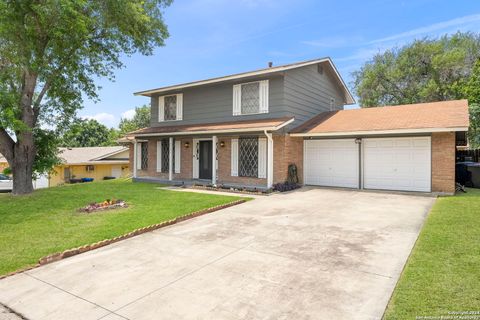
[80,0,480,127]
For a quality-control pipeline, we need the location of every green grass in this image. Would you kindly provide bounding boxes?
[384,189,480,319]
[0,179,241,276]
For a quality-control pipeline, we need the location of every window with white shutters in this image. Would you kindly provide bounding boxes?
[233,80,268,115]
[159,94,183,121]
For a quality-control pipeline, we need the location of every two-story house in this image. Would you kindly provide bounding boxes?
[125,57,469,194]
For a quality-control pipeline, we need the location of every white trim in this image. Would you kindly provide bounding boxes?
[156,140,162,173]
[90,147,129,161]
[290,127,469,137]
[175,140,181,173]
[176,94,183,121]
[231,138,238,177]
[212,136,217,185]
[158,96,164,122]
[259,80,269,114]
[135,58,355,104]
[132,118,295,137]
[168,137,173,181]
[264,131,273,189]
[133,143,138,177]
[233,84,241,116]
[258,138,267,179]
[192,139,199,179]
[136,142,142,171]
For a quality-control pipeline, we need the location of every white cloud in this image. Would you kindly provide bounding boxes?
[121,109,136,120]
[82,113,117,127]
[370,14,480,44]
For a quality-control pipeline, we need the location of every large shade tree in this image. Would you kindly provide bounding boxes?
[0,0,171,194]
[352,32,480,147]
[118,104,151,136]
[60,118,118,147]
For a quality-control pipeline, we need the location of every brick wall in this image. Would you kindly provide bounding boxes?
[273,135,303,184]
[131,134,304,188]
[431,132,456,193]
[217,136,267,187]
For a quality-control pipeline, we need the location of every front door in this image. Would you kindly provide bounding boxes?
[199,141,213,180]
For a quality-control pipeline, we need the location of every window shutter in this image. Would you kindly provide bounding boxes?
[258,138,267,178]
[192,139,199,179]
[259,80,269,114]
[231,138,238,176]
[156,141,162,172]
[136,143,142,170]
[232,85,241,116]
[176,94,183,120]
[158,96,165,122]
[175,140,181,173]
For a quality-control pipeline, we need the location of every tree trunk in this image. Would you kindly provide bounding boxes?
[11,139,35,195]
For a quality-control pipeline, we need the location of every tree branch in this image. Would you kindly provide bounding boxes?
[0,128,15,163]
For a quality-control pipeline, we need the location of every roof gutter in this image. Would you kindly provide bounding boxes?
[289,126,469,137]
[131,118,295,138]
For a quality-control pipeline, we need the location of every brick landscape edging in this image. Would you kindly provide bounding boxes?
[0,199,246,280]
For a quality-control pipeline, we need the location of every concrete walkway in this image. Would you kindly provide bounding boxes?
[0,188,435,320]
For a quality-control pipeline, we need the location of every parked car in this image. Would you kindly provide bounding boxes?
[0,174,12,191]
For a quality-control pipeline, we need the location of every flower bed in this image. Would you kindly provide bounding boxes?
[79,199,127,213]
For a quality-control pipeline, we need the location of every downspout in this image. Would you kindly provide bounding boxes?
[264,130,274,189]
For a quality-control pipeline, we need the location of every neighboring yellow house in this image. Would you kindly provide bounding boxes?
[0,154,8,173]
[49,146,130,187]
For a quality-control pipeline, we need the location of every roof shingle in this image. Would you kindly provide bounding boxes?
[291,100,469,135]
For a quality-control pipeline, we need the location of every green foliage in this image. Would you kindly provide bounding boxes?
[33,128,62,177]
[118,105,151,136]
[353,32,480,107]
[60,118,118,147]
[0,0,171,193]
[2,167,11,176]
[384,189,480,318]
[353,32,480,146]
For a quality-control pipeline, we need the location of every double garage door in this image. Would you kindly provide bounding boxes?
[304,137,431,192]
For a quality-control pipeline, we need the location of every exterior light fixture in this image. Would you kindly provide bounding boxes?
[184,141,190,148]
[220,141,225,148]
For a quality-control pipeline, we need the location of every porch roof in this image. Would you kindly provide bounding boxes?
[128,117,294,137]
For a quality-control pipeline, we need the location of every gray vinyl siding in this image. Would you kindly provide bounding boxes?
[283,64,345,126]
[149,63,346,128]
[151,75,286,127]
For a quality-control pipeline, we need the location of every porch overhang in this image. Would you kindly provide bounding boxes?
[128,117,295,138]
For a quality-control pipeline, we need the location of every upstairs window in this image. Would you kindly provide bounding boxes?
[233,80,269,116]
[158,94,183,122]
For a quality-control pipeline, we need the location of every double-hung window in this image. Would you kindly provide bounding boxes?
[233,80,269,115]
[158,94,183,121]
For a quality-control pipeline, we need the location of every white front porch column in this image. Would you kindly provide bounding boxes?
[133,141,138,178]
[212,135,217,185]
[168,137,173,181]
[265,132,273,189]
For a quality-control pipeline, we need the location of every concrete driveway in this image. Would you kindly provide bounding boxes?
[0,188,435,320]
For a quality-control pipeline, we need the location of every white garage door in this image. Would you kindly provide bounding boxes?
[304,139,359,188]
[363,137,431,192]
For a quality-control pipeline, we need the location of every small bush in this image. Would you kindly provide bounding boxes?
[273,181,301,192]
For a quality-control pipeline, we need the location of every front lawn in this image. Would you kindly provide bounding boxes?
[0,180,241,276]
[384,189,480,319]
